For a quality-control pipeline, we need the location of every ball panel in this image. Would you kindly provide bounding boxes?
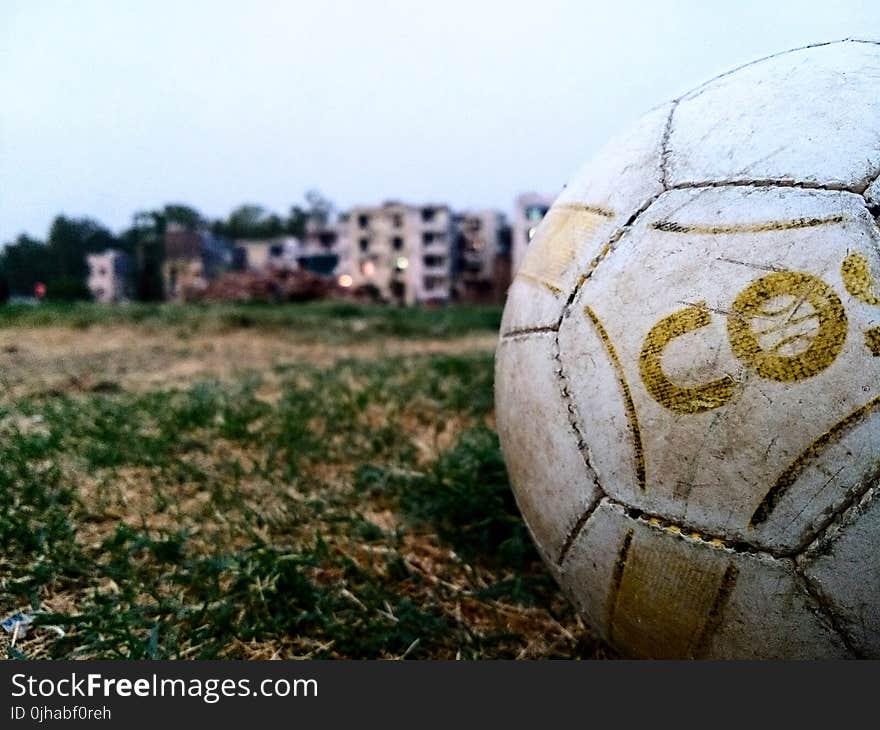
[555,298,643,498]
[552,102,671,213]
[866,175,880,208]
[668,41,880,190]
[702,554,853,659]
[500,103,671,335]
[499,277,566,335]
[495,334,600,561]
[561,501,851,658]
[557,501,627,641]
[803,488,880,656]
[558,186,880,551]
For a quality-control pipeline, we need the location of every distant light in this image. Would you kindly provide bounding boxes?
[527,227,538,240]
[363,261,376,276]
[338,274,353,288]
[396,256,409,270]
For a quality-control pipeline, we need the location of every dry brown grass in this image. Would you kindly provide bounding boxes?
[0,309,607,660]
[0,325,497,401]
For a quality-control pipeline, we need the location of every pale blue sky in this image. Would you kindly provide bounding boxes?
[1,0,878,242]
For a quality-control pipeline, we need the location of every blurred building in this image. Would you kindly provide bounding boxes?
[511,193,552,277]
[235,222,347,279]
[162,224,234,300]
[86,249,134,303]
[237,237,300,272]
[236,239,274,271]
[344,202,454,305]
[453,210,511,303]
[155,196,553,305]
[299,218,348,277]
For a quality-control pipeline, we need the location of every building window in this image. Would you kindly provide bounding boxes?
[319,232,336,248]
[423,255,445,268]
[422,232,434,244]
[392,213,403,228]
[421,207,436,222]
[359,238,369,252]
[269,244,283,256]
[525,205,548,221]
[358,214,370,228]
[423,275,446,290]
[392,237,404,251]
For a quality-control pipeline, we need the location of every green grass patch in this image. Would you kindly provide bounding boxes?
[0,343,605,659]
[0,301,502,342]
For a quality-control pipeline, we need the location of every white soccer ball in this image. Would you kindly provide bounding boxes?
[496,39,880,658]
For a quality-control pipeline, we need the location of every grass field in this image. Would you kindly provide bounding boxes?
[0,302,610,659]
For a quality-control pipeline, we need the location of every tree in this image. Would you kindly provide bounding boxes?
[285,206,308,237]
[213,204,285,240]
[162,204,204,230]
[227,204,268,239]
[1,217,118,300]
[122,209,171,301]
[264,213,283,237]
[0,234,54,296]
[305,189,334,226]
[46,216,117,282]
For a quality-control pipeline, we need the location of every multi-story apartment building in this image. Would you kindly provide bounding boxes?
[511,193,553,276]
[299,217,349,276]
[344,202,454,305]
[453,210,511,303]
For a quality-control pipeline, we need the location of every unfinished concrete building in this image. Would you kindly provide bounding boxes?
[299,218,349,277]
[453,210,511,303]
[344,202,454,305]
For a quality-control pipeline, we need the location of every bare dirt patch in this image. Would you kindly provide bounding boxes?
[0,326,497,401]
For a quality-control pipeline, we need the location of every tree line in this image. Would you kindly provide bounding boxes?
[0,192,334,301]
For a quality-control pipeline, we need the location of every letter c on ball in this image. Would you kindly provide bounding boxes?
[639,302,737,414]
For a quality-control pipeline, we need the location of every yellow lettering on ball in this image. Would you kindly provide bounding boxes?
[841,252,880,356]
[866,327,880,357]
[842,252,880,306]
[639,303,737,414]
[727,271,847,382]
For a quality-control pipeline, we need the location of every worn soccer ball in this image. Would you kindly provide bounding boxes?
[496,39,880,658]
